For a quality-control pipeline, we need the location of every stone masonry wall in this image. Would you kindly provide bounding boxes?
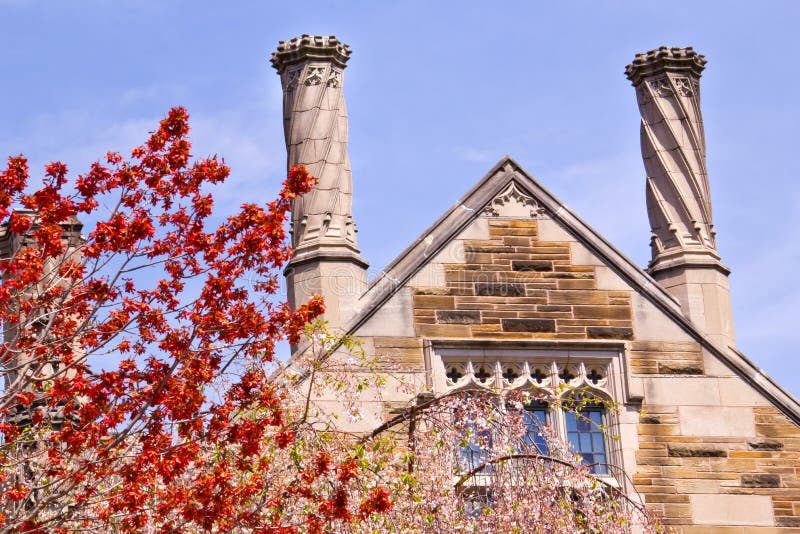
[634,404,800,530]
[412,219,633,340]
[404,216,800,529]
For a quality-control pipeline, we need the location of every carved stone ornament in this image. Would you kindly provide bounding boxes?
[326,69,342,88]
[303,66,326,86]
[283,69,301,92]
[483,181,546,218]
[442,358,610,396]
[648,77,673,97]
[673,77,694,97]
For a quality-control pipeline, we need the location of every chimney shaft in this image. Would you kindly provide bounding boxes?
[0,211,84,428]
[272,35,368,334]
[626,47,735,348]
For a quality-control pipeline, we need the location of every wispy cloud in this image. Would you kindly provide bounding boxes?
[118,82,188,107]
[452,146,503,163]
[0,79,287,218]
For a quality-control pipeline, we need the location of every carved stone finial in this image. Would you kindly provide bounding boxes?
[625,46,706,86]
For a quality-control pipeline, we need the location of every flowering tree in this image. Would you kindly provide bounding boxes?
[356,389,662,533]
[0,108,661,533]
[0,108,385,532]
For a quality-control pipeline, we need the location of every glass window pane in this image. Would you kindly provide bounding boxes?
[580,433,591,451]
[522,403,549,455]
[590,410,603,426]
[577,414,591,432]
[568,432,580,451]
[566,412,577,432]
[564,405,607,475]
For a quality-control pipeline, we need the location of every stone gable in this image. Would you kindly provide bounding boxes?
[352,210,800,530]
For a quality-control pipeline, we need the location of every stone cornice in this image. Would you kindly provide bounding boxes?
[271,34,351,72]
[625,46,706,86]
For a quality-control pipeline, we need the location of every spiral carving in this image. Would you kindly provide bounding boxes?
[272,36,359,253]
[626,47,719,270]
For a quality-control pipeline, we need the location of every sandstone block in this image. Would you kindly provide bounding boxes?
[574,305,631,320]
[690,494,774,526]
[502,236,531,246]
[435,310,481,324]
[491,227,537,237]
[415,324,470,338]
[475,282,525,297]
[587,326,634,339]
[548,290,608,305]
[741,474,781,488]
[413,295,455,309]
[542,272,594,279]
[511,260,552,272]
[658,362,704,375]
[501,318,556,333]
[668,445,727,457]
[557,279,596,290]
[748,439,784,451]
[680,406,756,437]
[414,287,450,296]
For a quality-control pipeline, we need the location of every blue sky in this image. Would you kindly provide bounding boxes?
[1,1,798,396]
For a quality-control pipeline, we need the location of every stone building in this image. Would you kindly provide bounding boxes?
[272,36,800,530]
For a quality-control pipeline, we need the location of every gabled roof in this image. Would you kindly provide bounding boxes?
[340,156,800,425]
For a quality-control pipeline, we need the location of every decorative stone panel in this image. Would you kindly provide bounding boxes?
[440,357,610,395]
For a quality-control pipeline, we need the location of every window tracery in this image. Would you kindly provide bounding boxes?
[431,344,626,478]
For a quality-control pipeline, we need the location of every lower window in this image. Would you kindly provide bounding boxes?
[564,404,608,474]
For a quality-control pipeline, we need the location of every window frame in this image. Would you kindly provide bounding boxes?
[427,341,632,483]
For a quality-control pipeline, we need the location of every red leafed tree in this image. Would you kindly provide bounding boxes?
[0,107,395,532]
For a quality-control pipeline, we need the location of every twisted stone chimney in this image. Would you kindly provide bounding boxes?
[272,35,368,334]
[626,47,735,348]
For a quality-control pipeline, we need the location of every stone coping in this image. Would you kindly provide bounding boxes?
[625,46,706,86]
[272,34,351,72]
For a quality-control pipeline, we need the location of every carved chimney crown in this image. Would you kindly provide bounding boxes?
[625,46,706,86]
[272,34,366,262]
[271,34,351,72]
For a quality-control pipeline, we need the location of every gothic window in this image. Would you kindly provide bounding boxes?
[431,344,627,480]
[565,404,608,474]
